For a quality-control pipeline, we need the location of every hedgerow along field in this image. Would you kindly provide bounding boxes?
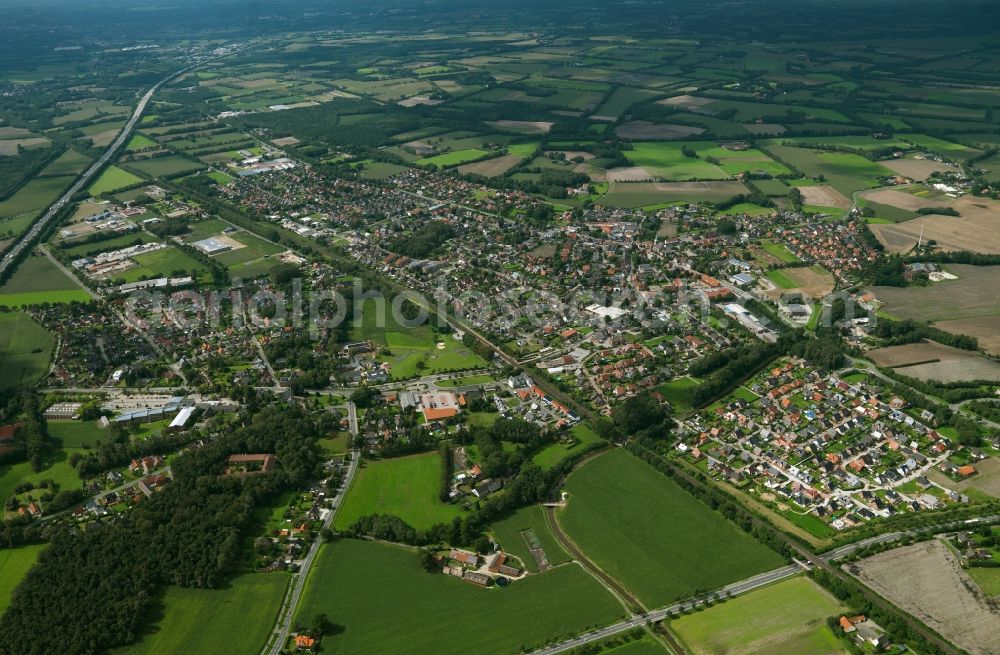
[333,452,465,531]
[112,573,289,655]
[295,539,626,655]
[669,576,847,655]
[558,449,786,607]
[0,311,54,388]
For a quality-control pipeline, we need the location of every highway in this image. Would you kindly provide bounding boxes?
[0,63,196,277]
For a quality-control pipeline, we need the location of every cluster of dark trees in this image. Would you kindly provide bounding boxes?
[610,395,671,440]
[687,330,846,408]
[0,403,333,655]
[870,317,978,351]
[389,221,455,258]
[70,423,194,478]
[0,391,53,472]
[967,400,1000,424]
[438,443,453,503]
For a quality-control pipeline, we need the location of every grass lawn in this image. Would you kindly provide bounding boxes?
[0,311,54,388]
[759,239,801,263]
[559,449,786,607]
[766,269,798,289]
[113,574,289,655]
[295,539,625,655]
[656,377,702,411]
[491,505,570,573]
[0,544,45,613]
[334,452,464,531]
[532,422,605,470]
[670,576,847,655]
[317,432,350,455]
[89,166,144,195]
[47,419,106,449]
[967,567,1000,597]
[379,332,486,379]
[0,255,91,307]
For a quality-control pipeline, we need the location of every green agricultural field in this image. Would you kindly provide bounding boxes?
[532,422,605,470]
[670,576,847,655]
[598,181,747,208]
[416,148,491,168]
[0,544,45,613]
[127,155,205,178]
[39,149,91,177]
[491,505,570,573]
[0,255,91,307]
[357,161,410,180]
[295,539,625,655]
[559,449,786,607]
[593,87,662,119]
[89,166,143,195]
[626,142,728,180]
[759,144,892,196]
[59,232,155,259]
[334,452,464,531]
[0,311,54,388]
[0,175,75,218]
[126,134,157,150]
[113,574,289,655]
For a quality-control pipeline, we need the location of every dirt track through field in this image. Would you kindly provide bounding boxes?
[847,540,1000,655]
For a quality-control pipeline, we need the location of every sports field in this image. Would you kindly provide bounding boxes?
[88,166,143,195]
[0,544,45,613]
[47,420,105,449]
[334,452,465,531]
[491,505,570,573]
[118,247,211,284]
[0,311,54,388]
[113,574,289,655]
[558,449,786,607]
[0,255,91,306]
[670,576,847,655]
[295,539,625,655]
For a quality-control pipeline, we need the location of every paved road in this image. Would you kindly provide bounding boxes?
[346,401,359,437]
[528,512,1000,654]
[0,64,195,277]
[264,449,360,655]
